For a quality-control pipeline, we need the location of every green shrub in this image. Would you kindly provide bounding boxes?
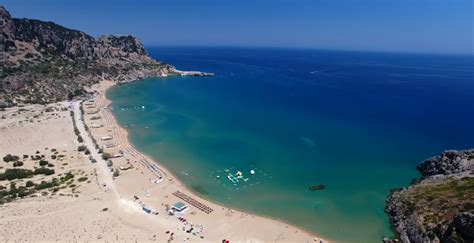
[34,168,55,176]
[13,161,24,167]
[102,153,111,160]
[47,163,55,167]
[77,136,83,143]
[3,154,20,162]
[39,160,48,166]
[18,189,31,198]
[35,181,56,190]
[0,169,34,181]
[60,172,74,181]
[51,155,57,159]
[26,180,35,187]
[0,190,8,198]
[9,182,17,194]
[78,177,88,182]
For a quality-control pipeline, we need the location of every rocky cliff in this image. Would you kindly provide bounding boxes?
[0,6,211,107]
[385,149,474,243]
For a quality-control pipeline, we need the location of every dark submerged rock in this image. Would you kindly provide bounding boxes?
[309,184,325,191]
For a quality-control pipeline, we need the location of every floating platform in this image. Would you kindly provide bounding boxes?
[209,166,271,190]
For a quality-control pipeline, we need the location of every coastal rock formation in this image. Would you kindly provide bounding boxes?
[385,149,474,243]
[417,150,474,177]
[448,212,474,240]
[0,6,212,107]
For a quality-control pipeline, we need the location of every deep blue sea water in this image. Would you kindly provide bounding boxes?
[107,47,474,242]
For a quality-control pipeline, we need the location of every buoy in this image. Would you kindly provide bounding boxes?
[216,175,220,179]
[142,106,145,109]
[250,169,255,175]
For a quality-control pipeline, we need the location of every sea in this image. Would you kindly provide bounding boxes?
[107,47,474,242]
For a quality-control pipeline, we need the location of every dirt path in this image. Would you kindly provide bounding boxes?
[73,101,118,198]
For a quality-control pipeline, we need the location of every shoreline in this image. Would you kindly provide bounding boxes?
[84,79,330,242]
[102,86,324,239]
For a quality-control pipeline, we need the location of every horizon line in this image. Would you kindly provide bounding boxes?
[144,44,474,57]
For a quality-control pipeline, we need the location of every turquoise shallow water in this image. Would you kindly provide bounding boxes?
[107,47,474,242]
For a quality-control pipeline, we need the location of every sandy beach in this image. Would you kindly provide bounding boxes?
[0,79,327,242]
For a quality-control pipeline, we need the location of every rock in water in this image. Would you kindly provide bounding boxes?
[309,185,325,191]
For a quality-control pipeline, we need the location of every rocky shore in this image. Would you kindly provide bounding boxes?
[171,69,214,77]
[385,149,474,243]
[0,6,212,108]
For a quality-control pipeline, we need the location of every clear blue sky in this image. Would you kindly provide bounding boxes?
[3,0,473,54]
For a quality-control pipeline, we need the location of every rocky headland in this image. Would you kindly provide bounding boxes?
[385,149,474,243]
[0,6,212,108]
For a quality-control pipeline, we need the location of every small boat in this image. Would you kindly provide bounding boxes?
[309,184,325,191]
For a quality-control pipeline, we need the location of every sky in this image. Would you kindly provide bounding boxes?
[2,0,473,54]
